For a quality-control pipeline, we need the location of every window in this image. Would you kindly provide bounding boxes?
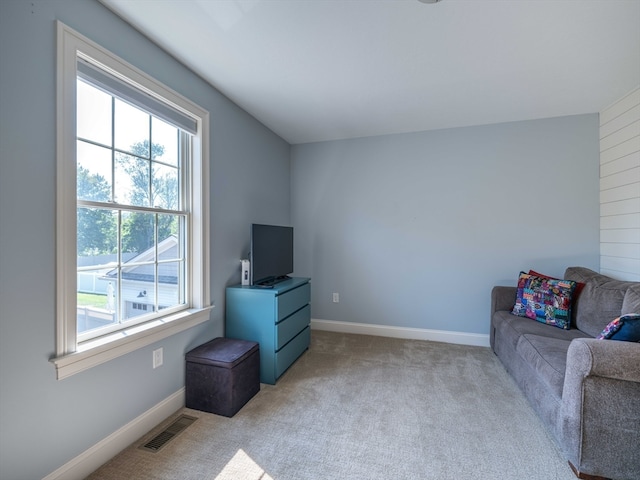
[53,23,211,379]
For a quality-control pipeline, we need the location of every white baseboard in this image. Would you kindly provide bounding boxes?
[311,318,490,347]
[43,388,185,480]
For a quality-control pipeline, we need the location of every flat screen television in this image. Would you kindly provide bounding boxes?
[250,224,294,286]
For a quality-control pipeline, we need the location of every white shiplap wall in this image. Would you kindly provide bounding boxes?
[600,87,640,281]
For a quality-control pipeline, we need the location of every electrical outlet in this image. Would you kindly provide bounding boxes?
[153,348,163,369]
[333,292,339,303]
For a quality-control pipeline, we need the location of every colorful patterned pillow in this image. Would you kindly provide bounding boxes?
[596,314,640,342]
[528,269,586,303]
[512,272,577,330]
[528,269,586,328]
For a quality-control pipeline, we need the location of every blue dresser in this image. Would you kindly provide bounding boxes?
[225,277,311,384]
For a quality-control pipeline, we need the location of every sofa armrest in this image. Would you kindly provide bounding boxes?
[491,286,516,316]
[561,338,640,478]
[566,337,640,382]
[490,286,516,351]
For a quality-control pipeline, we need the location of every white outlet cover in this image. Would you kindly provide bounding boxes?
[153,348,163,368]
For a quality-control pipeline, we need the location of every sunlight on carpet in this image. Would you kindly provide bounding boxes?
[214,449,274,480]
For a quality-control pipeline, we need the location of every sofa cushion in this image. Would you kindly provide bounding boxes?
[564,267,634,337]
[493,311,589,355]
[622,286,640,315]
[563,266,606,285]
[512,272,577,329]
[597,314,640,342]
[516,334,572,399]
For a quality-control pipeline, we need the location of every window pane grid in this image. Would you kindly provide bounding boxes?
[78,138,180,173]
[76,74,189,340]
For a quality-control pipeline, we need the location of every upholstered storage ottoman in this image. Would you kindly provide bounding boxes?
[185,337,260,417]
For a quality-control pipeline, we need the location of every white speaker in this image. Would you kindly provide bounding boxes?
[241,259,251,285]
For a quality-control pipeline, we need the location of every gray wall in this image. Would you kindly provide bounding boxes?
[291,115,600,334]
[0,1,290,479]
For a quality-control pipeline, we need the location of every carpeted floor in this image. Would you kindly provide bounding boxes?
[87,331,578,480]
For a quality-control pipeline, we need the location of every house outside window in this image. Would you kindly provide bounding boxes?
[53,22,211,379]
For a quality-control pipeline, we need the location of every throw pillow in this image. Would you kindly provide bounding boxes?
[596,314,640,342]
[512,272,577,330]
[528,269,586,301]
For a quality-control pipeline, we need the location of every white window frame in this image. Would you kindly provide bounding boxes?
[52,22,211,380]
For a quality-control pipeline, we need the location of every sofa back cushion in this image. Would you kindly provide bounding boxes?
[564,267,638,337]
[622,286,640,315]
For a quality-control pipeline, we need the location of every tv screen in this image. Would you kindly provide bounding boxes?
[250,224,294,286]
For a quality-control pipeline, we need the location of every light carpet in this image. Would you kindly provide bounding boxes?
[88,331,578,480]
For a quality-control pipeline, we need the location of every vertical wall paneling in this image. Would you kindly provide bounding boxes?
[600,87,640,280]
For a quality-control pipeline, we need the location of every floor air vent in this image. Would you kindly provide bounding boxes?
[139,414,197,453]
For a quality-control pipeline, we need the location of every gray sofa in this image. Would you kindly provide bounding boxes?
[490,267,640,480]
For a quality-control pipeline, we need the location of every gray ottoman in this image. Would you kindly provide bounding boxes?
[185,337,260,417]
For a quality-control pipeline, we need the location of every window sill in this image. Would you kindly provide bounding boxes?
[50,306,213,380]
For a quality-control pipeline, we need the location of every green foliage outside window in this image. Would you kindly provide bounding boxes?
[77,140,179,257]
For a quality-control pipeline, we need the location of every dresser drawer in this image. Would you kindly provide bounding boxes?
[276,283,310,322]
[226,277,311,384]
[275,326,310,378]
[276,304,310,350]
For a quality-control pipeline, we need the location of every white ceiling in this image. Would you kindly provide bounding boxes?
[101,0,640,144]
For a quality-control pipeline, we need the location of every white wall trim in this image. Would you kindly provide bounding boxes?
[43,388,185,480]
[51,308,212,380]
[54,21,212,378]
[311,318,490,347]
